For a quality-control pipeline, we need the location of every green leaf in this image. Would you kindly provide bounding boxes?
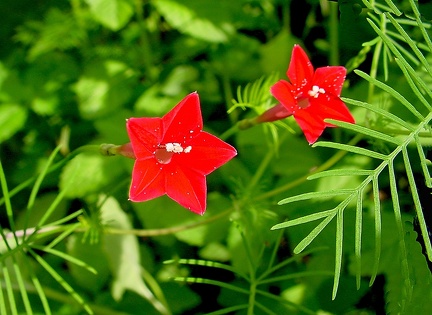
[271,209,335,230]
[0,104,27,143]
[313,141,388,160]
[66,234,110,293]
[72,60,135,120]
[325,119,402,145]
[134,192,231,247]
[278,190,355,205]
[153,0,236,43]
[260,30,298,74]
[354,69,424,121]
[100,196,169,314]
[85,0,134,31]
[59,153,124,198]
[342,97,414,131]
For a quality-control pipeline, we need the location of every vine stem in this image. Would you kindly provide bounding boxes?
[255,134,362,201]
[219,122,240,141]
[5,126,361,241]
[328,1,340,66]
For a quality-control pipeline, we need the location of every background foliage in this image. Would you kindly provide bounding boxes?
[1,0,431,314]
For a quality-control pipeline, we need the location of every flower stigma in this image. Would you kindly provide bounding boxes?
[308,85,325,98]
[155,142,192,164]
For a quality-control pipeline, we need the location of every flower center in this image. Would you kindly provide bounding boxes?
[308,85,325,98]
[155,142,192,164]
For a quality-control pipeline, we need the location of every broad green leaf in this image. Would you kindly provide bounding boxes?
[160,283,200,314]
[198,242,230,262]
[135,66,200,116]
[93,108,132,144]
[260,30,298,74]
[22,9,85,60]
[24,52,80,115]
[134,192,231,247]
[66,234,110,294]
[85,0,134,31]
[100,196,169,314]
[153,0,235,43]
[59,153,124,198]
[73,60,135,120]
[0,104,27,143]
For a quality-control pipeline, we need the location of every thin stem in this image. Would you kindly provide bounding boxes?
[368,15,385,104]
[222,73,236,123]
[246,146,276,193]
[219,123,240,141]
[8,208,233,240]
[254,134,362,201]
[1,281,129,315]
[328,1,340,66]
[247,282,257,315]
[135,0,156,81]
[0,145,101,208]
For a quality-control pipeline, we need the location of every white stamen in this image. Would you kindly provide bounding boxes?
[165,143,174,152]
[172,143,183,153]
[308,85,326,98]
[163,142,192,154]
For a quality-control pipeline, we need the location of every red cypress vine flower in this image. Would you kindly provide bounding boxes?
[126,92,237,215]
[271,45,355,144]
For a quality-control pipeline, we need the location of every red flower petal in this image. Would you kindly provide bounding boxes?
[313,66,346,97]
[294,95,355,144]
[129,159,165,201]
[126,92,237,214]
[165,165,207,215]
[127,117,162,158]
[293,108,327,144]
[288,45,314,91]
[270,80,297,112]
[175,131,237,175]
[308,95,355,126]
[162,92,203,144]
[270,44,355,144]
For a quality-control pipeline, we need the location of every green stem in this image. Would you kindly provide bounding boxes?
[368,16,385,105]
[247,282,257,315]
[219,122,240,141]
[244,131,287,196]
[7,208,232,240]
[0,145,105,208]
[255,134,363,201]
[247,148,275,194]
[328,1,340,66]
[282,0,291,32]
[135,0,156,80]
[222,73,236,123]
[1,281,130,315]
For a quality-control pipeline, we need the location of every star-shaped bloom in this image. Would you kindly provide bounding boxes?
[271,45,355,144]
[126,92,237,215]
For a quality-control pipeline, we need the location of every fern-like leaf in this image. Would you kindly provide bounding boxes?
[272,0,432,301]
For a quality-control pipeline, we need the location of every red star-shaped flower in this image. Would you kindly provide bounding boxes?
[126,92,237,215]
[271,45,355,144]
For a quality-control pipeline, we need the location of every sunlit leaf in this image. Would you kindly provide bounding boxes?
[85,0,134,31]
